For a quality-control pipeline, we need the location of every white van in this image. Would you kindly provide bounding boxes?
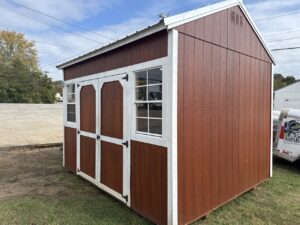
[273,109,300,162]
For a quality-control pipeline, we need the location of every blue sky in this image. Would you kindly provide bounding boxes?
[1,0,300,80]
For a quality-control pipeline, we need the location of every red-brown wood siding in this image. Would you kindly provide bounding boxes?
[101,141,123,194]
[177,6,272,225]
[101,81,123,139]
[176,6,273,64]
[80,85,96,133]
[64,127,77,174]
[63,31,168,80]
[130,141,167,225]
[80,136,96,178]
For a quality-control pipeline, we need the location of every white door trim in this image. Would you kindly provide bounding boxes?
[98,73,130,205]
[76,79,99,183]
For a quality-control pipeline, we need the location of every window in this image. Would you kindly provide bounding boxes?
[135,67,162,136]
[66,84,76,122]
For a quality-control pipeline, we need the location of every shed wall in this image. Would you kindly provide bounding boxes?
[64,127,77,174]
[176,6,272,225]
[63,30,168,80]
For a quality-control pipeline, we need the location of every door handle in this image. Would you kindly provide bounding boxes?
[97,135,100,140]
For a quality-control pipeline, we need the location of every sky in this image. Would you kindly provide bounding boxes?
[0,0,300,80]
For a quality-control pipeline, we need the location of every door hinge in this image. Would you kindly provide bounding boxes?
[122,195,128,202]
[122,141,128,148]
[77,168,80,172]
[122,74,128,81]
[96,135,100,140]
[77,130,80,134]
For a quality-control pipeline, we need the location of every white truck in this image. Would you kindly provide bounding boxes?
[273,109,300,162]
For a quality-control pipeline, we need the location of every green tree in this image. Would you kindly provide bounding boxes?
[0,30,56,103]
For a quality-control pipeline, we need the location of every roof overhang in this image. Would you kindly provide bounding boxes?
[57,21,166,69]
[57,0,275,69]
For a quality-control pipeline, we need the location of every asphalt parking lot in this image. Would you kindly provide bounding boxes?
[0,104,63,147]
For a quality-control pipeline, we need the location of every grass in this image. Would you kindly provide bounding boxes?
[0,150,299,225]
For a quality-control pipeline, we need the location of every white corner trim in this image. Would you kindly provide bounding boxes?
[270,65,274,177]
[167,29,178,225]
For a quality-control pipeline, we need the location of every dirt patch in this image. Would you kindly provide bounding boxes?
[0,146,72,199]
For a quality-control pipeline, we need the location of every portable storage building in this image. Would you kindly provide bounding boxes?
[57,0,275,224]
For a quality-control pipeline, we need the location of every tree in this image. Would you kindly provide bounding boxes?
[0,30,56,103]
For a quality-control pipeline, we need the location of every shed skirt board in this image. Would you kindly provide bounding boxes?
[76,75,129,203]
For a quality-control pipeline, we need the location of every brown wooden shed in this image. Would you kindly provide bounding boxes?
[57,0,275,224]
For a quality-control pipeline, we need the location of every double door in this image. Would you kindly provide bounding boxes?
[76,74,129,204]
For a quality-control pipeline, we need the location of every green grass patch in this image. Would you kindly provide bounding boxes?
[0,158,299,225]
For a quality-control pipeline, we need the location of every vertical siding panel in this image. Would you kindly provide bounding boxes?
[238,54,246,192]
[177,33,185,225]
[220,10,228,48]
[232,52,240,195]
[193,40,205,216]
[203,42,213,211]
[227,9,234,50]
[244,56,251,188]
[226,50,234,199]
[234,7,240,52]
[195,18,205,40]
[254,59,260,184]
[186,21,196,37]
[211,45,220,207]
[212,12,221,46]
[258,60,264,182]
[183,35,195,222]
[240,9,246,54]
[218,48,227,204]
[249,58,256,186]
[245,22,251,56]
[204,15,213,42]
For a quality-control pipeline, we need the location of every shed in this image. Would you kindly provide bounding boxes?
[274,81,300,110]
[57,0,275,224]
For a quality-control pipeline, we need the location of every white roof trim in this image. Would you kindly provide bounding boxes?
[57,0,275,69]
[57,22,166,69]
[164,0,275,64]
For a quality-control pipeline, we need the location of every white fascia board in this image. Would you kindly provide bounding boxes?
[164,0,276,65]
[57,22,166,69]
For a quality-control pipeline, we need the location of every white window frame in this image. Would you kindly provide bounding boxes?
[63,81,77,128]
[134,67,163,137]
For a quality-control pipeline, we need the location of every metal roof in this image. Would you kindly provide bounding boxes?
[57,0,275,69]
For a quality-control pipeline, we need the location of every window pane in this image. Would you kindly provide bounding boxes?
[149,103,162,118]
[136,87,147,101]
[137,118,148,133]
[148,68,162,84]
[148,85,162,101]
[136,103,148,117]
[149,119,162,135]
[67,84,75,93]
[67,104,76,122]
[136,70,147,86]
[67,113,76,122]
[67,93,75,103]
